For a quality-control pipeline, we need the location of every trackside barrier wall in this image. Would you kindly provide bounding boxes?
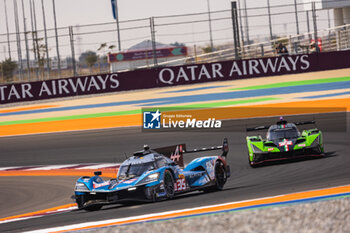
[1,50,349,105]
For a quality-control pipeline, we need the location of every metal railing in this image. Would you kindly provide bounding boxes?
[0,0,349,84]
[136,23,350,69]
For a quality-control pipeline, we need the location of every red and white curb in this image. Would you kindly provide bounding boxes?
[0,205,78,225]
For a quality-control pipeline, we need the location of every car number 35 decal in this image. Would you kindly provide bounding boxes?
[174,178,187,191]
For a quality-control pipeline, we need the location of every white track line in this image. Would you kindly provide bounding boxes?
[22,184,350,233]
[25,164,80,171]
[0,166,21,171]
[0,164,120,171]
[75,163,120,170]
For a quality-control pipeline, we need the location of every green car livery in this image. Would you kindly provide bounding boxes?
[246,117,324,167]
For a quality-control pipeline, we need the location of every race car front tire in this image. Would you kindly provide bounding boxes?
[164,170,175,199]
[76,195,103,211]
[249,154,258,168]
[249,153,263,168]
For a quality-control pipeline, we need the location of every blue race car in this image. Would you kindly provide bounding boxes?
[73,138,230,211]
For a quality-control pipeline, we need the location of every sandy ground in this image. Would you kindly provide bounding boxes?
[92,197,350,233]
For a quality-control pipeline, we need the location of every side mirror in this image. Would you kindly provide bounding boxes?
[94,171,102,176]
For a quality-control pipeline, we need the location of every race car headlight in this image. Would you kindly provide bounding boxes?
[75,182,89,192]
[138,173,160,185]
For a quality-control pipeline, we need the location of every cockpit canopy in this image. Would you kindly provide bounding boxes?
[267,123,300,141]
[117,152,174,181]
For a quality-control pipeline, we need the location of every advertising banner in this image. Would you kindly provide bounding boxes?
[109,47,187,62]
[1,50,349,105]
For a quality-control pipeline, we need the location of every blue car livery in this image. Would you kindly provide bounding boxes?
[73,138,230,211]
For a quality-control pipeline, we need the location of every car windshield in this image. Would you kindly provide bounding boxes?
[267,128,299,140]
[118,162,155,180]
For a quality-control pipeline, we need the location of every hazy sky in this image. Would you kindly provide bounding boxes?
[0,0,334,60]
[0,0,233,32]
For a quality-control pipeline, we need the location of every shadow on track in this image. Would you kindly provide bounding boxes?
[251,151,337,168]
[73,184,253,213]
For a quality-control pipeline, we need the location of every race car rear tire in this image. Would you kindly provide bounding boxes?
[164,170,175,199]
[205,160,227,192]
[215,160,227,190]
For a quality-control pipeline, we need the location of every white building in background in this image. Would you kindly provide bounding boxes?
[303,0,350,26]
[108,40,188,72]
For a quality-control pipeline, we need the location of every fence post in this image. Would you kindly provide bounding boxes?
[29,0,39,81]
[52,0,61,78]
[150,17,158,67]
[294,0,300,35]
[4,0,11,59]
[207,0,214,50]
[41,0,50,79]
[312,2,319,52]
[231,1,240,60]
[260,44,264,57]
[346,27,350,49]
[306,10,312,43]
[69,26,77,77]
[267,0,273,41]
[0,63,3,84]
[242,0,249,45]
[336,30,341,51]
[288,35,293,54]
[21,0,31,81]
[113,0,122,51]
[14,0,24,81]
[237,0,245,52]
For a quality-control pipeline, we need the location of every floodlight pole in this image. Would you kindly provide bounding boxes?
[21,0,31,81]
[267,0,273,40]
[52,0,61,77]
[14,0,24,80]
[114,0,121,51]
[231,1,240,59]
[41,0,50,78]
[294,0,300,35]
[4,0,11,59]
[207,0,214,50]
[312,1,319,52]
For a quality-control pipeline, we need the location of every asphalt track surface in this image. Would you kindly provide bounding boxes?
[0,114,350,232]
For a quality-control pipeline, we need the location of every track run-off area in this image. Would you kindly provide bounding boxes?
[0,68,349,232]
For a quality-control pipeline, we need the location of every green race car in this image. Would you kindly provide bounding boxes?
[246,117,324,167]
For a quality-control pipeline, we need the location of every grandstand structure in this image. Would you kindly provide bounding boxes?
[303,0,350,26]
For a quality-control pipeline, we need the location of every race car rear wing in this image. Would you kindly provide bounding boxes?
[154,138,228,168]
[246,125,269,132]
[246,120,316,132]
[294,121,315,126]
[183,138,229,157]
